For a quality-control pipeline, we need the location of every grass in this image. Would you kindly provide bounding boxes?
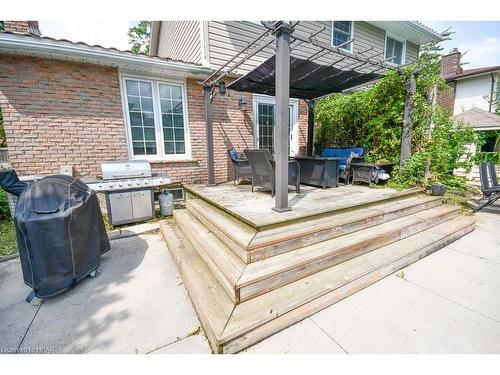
[0,219,18,257]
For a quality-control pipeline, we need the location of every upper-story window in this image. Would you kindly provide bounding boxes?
[122,76,190,160]
[331,21,353,52]
[384,33,406,65]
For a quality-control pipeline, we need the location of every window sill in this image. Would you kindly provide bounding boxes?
[148,159,196,164]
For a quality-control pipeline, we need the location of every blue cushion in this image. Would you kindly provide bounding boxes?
[228,149,239,162]
[321,147,365,168]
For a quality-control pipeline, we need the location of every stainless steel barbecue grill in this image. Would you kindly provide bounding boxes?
[85,160,171,226]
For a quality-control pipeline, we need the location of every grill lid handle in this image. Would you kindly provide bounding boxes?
[34,208,61,214]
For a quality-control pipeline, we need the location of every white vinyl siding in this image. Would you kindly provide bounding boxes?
[203,21,419,75]
[122,76,190,160]
[331,21,353,51]
[156,21,202,64]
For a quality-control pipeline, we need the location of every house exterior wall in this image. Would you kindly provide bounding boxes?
[205,21,419,75]
[0,54,128,177]
[453,73,499,115]
[156,21,202,65]
[0,54,308,183]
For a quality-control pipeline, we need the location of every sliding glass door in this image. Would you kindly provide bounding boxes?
[253,95,299,156]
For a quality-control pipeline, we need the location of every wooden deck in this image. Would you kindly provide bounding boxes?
[160,181,476,353]
[184,182,423,228]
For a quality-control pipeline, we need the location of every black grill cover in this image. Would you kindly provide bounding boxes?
[0,169,27,197]
[14,175,110,298]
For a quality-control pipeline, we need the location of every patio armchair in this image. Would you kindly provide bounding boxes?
[488,161,499,188]
[227,149,252,185]
[475,162,500,211]
[320,147,366,183]
[243,149,300,196]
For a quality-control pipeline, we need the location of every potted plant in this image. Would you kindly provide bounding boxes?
[428,182,448,196]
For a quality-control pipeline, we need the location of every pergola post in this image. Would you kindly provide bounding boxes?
[273,21,293,213]
[204,85,216,186]
[400,73,417,170]
[306,100,316,156]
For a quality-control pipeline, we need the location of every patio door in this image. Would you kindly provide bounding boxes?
[253,94,299,156]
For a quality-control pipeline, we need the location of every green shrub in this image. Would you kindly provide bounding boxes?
[390,109,477,190]
[0,188,10,220]
[314,30,475,192]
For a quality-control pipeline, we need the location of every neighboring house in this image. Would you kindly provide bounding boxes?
[0,21,441,183]
[438,49,500,179]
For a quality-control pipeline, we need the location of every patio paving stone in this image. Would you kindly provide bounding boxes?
[0,258,41,353]
[149,335,211,354]
[15,234,202,354]
[243,318,346,354]
[402,247,500,322]
[309,275,500,354]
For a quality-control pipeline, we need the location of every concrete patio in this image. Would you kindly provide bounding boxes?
[1,203,499,354]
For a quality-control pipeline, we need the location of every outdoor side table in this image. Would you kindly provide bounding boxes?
[293,156,341,189]
[351,163,393,185]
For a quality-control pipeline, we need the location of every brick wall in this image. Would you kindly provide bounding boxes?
[440,49,462,78]
[0,55,128,177]
[437,49,462,113]
[438,82,457,114]
[0,54,309,184]
[3,21,40,36]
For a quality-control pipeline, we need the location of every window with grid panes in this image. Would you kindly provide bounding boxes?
[332,21,353,51]
[123,78,188,159]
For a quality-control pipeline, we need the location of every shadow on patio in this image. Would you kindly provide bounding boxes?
[1,233,204,353]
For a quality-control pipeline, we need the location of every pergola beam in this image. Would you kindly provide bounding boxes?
[291,31,396,72]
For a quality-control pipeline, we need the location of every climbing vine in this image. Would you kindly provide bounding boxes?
[314,30,477,190]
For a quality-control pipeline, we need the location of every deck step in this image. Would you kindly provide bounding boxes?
[174,209,246,304]
[220,215,476,353]
[236,204,458,302]
[187,194,444,263]
[160,220,233,354]
[186,198,256,263]
[160,215,476,353]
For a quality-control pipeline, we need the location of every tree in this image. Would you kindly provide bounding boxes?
[128,21,151,54]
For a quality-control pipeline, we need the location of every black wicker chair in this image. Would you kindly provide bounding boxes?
[475,162,500,211]
[227,149,252,185]
[488,161,499,188]
[243,149,300,196]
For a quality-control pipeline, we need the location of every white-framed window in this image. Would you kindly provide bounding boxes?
[121,75,190,160]
[331,21,353,52]
[384,32,406,66]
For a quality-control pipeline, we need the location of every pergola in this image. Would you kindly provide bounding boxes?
[202,21,407,212]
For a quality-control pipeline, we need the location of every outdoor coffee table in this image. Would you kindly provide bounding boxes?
[350,162,393,185]
[293,156,341,189]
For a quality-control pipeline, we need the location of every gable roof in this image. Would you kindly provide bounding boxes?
[453,107,500,130]
[446,65,500,81]
[0,31,210,78]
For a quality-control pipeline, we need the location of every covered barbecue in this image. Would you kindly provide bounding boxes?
[14,174,110,301]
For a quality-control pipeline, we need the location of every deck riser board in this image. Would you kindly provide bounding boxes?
[237,206,458,298]
[221,215,474,344]
[222,223,475,353]
[248,197,443,262]
[174,210,245,304]
[160,221,234,353]
[187,203,250,263]
[184,184,424,228]
[187,190,443,264]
